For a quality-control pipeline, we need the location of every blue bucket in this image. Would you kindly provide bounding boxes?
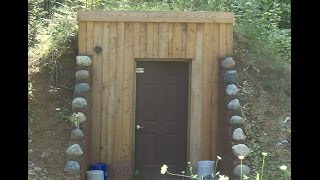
[89,163,108,180]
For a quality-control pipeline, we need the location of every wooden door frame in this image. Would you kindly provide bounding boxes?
[132,58,192,175]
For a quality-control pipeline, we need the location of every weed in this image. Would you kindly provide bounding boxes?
[28,103,45,123]
[229,154,292,180]
[160,156,228,180]
[56,106,71,123]
[28,82,36,102]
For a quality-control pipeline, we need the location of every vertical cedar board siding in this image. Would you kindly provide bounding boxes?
[79,18,233,166]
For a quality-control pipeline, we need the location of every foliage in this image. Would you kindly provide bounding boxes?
[234,24,291,96]
[238,80,291,180]
[160,154,290,179]
[56,106,71,122]
[229,0,291,96]
[28,102,45,124]
[160,156,227,180]
[279,165,291,180]
[28,82,36,102]
[238,153,290,180]
[28,0,85,80]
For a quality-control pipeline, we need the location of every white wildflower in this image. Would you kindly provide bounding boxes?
[243,174,249,179]
[280,165,287,171]
[160,164,168,174]
[219,175,229,180]
[238,156,244,160]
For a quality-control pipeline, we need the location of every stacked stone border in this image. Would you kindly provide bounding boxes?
[63,56,92,180]
[220,57,251,179]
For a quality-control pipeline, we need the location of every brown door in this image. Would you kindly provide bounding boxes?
[135,61,189,180]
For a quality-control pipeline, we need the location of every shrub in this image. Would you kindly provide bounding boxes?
[28,0,85,79]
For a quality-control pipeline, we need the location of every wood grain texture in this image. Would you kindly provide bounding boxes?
[219,23,227,57]
[78,22,87,54]
[181,23,187,58]
[100,22,111,163]
[201,23,214,160]
[153,23,159,58]
[86,22,94,55]
[140,23,147,58]
[146,23,154,58]
[134,23,141,58]
[122,22,134,161]
[90,22,103,162]
[190,23,204,166]
[78,11,234,23]
[106,22,118,162]
[168,23,173,58]
[186,23,196,59]
[172,23,183,58]
[210,23,220,159]
[159,23,169,58]
[114,22,124,161]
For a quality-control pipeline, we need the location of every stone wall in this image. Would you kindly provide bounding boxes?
[221,57,251,179]
[63,56,92,180]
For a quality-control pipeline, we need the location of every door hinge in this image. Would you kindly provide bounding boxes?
[136,68,144,74]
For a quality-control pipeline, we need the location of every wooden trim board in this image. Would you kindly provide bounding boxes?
[77,11,234,23]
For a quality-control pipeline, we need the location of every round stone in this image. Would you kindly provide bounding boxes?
[233,165,251,176]
[233,128,246,141]
[75,70,89,81]
[76,56,92,67]
[74,83,90,94]
[230,116,245,125]
[232,144,250,157]
[70,128,84,140]
[227,99,241,110]
[221,57,235,69]
[224,70,238,83]
[226,84,239,96]
[70,112,86,125]
[72,97,87,109]
[66,144,83,157]
[64,161,80,172]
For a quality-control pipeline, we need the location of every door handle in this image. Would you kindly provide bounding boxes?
[136,125,144,130]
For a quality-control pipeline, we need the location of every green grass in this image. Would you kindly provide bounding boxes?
[238,76,291,179]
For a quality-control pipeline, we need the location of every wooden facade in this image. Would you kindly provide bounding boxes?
[77,11,234,168]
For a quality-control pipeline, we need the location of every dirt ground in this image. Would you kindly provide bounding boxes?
[28,55,76,180]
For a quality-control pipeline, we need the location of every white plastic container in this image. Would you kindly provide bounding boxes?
[86,170,104,180]
[197,160,215,178]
